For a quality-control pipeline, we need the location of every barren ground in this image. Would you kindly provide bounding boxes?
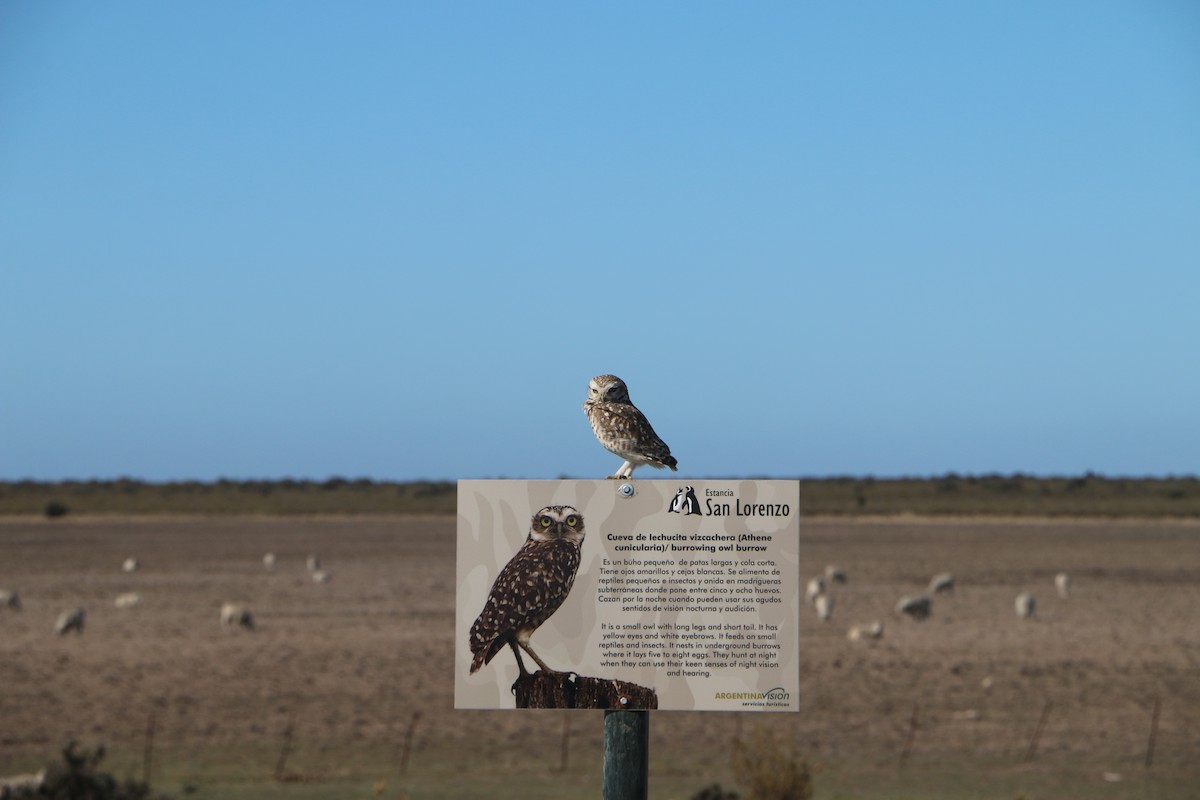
[1,515,1198,798]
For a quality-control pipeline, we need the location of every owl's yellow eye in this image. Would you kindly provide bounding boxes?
[540,516,553,528]
[566,516,578,527]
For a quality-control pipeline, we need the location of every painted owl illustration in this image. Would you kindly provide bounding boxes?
[468,505,585,676]
[584,374,678,479]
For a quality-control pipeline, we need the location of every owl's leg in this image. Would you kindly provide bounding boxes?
[610,461,635,479]
[516,640,561,675]
[507,640,531,677]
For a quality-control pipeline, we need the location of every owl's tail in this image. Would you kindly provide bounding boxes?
[469,636,503,673]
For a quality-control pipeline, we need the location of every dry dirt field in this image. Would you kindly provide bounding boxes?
[1,514,1198,799]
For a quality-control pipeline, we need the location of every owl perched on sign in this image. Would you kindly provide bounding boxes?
[584,374,678,479]
[469,505,586,676]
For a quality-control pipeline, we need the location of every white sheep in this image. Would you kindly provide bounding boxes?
[929,572,955,594]
[824,565,847,584]
[1015,592,1036,619]
[122,557,140,573]
[54,607,86,635]
[814,593,833,621]
[895,594,932,621]
[114,592,143,609]
[1055,572,1070,598]
[805,576,826,603]
[0,589,21,611]
[847,621,884,641]
[306,555,321,573]
[0,769,45,794]
[263,552,277,571]
[220,602,255,630]
[311,569,331,584]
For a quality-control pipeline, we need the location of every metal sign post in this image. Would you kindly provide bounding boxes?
[603,710,648,800]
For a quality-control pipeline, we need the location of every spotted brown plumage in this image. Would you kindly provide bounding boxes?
[584,374,677,479]
[468,506,585,676]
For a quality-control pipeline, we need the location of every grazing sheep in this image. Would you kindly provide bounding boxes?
[0,589,21,611]
[122,557,140,573]
[980,676,995,693]
[1015,592,1036,619]
[54,608,86,635]
[814,593,833,621]
[114,592,143,609]
[306,555,321,573]
[311,569,331,584]
[929,572,955,594]
[220,602,255,630]
[805,576,826,603]
[0,768,45,794]
[824,565,847,584]
[895,594,932,621]
[1055,572,1070,598]
[847,621,884,641]
[262,552,277,571]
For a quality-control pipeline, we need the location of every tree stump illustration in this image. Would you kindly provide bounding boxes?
[512,672,658,709]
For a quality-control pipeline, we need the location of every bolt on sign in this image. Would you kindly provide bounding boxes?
[455,480,800,711]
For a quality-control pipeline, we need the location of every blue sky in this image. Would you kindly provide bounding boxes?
[2,2,1197,481]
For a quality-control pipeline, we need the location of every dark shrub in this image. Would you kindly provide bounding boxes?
[7,741,172,799]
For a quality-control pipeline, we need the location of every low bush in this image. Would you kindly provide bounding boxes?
[5,741,171,800]
[732,729,812,800]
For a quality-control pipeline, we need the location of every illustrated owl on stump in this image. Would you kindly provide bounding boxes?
[585,374,678,479]
[469,505,585,676]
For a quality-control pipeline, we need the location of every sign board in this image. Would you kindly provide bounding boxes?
[455,479,800,711]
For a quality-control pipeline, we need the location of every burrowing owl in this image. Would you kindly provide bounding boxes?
[585,374,678,479]
[469,505,585,676]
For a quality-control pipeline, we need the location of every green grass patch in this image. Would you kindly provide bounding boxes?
[4,743,1195,800]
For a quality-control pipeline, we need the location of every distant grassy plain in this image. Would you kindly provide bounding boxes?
[3,499,1198,799]
[1,474,1197,517]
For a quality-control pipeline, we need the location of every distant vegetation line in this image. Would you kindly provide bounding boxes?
[1,474,1198,517]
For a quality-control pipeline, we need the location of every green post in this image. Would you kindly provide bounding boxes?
[603,709,648,800]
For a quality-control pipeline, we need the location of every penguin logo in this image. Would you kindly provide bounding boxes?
[667,486,702,515]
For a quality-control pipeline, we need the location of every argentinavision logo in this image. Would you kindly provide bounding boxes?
[714,686,792,708]
[667,486,703,515]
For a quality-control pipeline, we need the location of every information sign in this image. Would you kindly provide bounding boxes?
[455,480,799,711]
